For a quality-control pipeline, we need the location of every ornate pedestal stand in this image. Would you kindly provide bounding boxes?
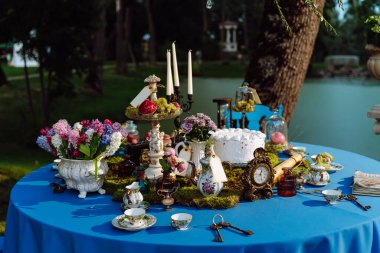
[126,111,182,180]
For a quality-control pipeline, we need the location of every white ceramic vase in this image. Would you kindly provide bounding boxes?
[175,141,206,173]
[58,158,109,198]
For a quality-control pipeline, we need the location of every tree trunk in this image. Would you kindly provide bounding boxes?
[245,0,325,123]
[0,64,8,86]
[85,0,106,93]
[145,0,156,66]
[38,62,49,125]
[116,0,127,74]
[242,1,249,50]
[22,48,36,125]
[125,0,137,70]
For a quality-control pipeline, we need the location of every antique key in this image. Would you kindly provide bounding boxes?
[345,194,371,211]
[219,221,254,235]
[211,214,224,242]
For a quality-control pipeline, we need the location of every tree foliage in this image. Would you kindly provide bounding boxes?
[1,0,101,124]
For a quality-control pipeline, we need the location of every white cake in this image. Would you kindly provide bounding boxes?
[210,128,266,164]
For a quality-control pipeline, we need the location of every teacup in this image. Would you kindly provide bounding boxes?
[322,189,342,205]
[120,208,146,227]
[171,213,192,230]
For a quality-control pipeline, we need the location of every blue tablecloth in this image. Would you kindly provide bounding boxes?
[4,143,380,253]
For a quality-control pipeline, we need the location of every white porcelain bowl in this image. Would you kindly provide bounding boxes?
[322,189,342,205]
[171,213,192,230]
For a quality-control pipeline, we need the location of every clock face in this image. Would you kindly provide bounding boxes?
[253,165,270,185]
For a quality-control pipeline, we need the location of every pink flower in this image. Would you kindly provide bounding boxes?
[164,147,175,157]
[177,162,187,173]
[68,130,80,146]
[52,119,70,138]
[167,155,178,167]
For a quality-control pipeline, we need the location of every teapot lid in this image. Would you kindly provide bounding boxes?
[126,181,140,190]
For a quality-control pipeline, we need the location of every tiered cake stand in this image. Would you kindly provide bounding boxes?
[126,110,182,180]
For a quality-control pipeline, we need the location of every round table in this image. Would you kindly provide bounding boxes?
[4,143,380,253]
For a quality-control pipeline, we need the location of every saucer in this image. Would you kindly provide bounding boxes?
[326,162,344,173]
[121,201,150,211]
[112,214,157,231]
[306,180,330,186]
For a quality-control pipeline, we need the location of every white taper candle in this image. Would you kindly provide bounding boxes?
[188,50,193,95]
[166,50,173,96]
[172,42,180,87]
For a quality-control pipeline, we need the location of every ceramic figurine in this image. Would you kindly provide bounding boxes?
[123,182,143,208]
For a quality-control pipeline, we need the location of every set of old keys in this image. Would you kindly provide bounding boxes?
[343,194,371,211]
[210,214,254,242]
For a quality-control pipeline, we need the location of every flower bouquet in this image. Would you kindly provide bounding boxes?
[159,147,187,176]
[36,119,128,198]
[181,113,217,142]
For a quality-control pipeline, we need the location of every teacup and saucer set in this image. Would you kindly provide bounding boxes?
[112,182,156,231]
[112,207,157,231]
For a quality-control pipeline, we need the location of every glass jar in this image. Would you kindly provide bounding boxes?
[233,82,255,128]
[126,120,140,143]
[277,168,296,197]
[264,109,288,153]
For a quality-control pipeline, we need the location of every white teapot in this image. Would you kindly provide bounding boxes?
[123,182,143,208]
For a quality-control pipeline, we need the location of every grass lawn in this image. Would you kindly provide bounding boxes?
[0,61,247,235]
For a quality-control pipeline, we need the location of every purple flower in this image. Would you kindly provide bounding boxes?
[181,122,193,133]
[195,119,206,127]
[90,119,105,135]
[207,122,217,131]
[119,128,129,138]
[196,113,206,119]
[112,122,122,131]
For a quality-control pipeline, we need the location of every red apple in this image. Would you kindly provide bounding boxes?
[139,99,157,115]
[270,132,286,145]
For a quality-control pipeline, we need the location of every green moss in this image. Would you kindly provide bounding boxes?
[104,152,286,209]
[265,152,281,167]
[103,176,136,195]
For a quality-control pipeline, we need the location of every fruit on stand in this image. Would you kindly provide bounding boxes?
[126,97,180,119]
[234,99,254,112]
[139,99,157,115]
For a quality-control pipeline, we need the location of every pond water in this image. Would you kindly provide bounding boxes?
[157,77,380,162]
